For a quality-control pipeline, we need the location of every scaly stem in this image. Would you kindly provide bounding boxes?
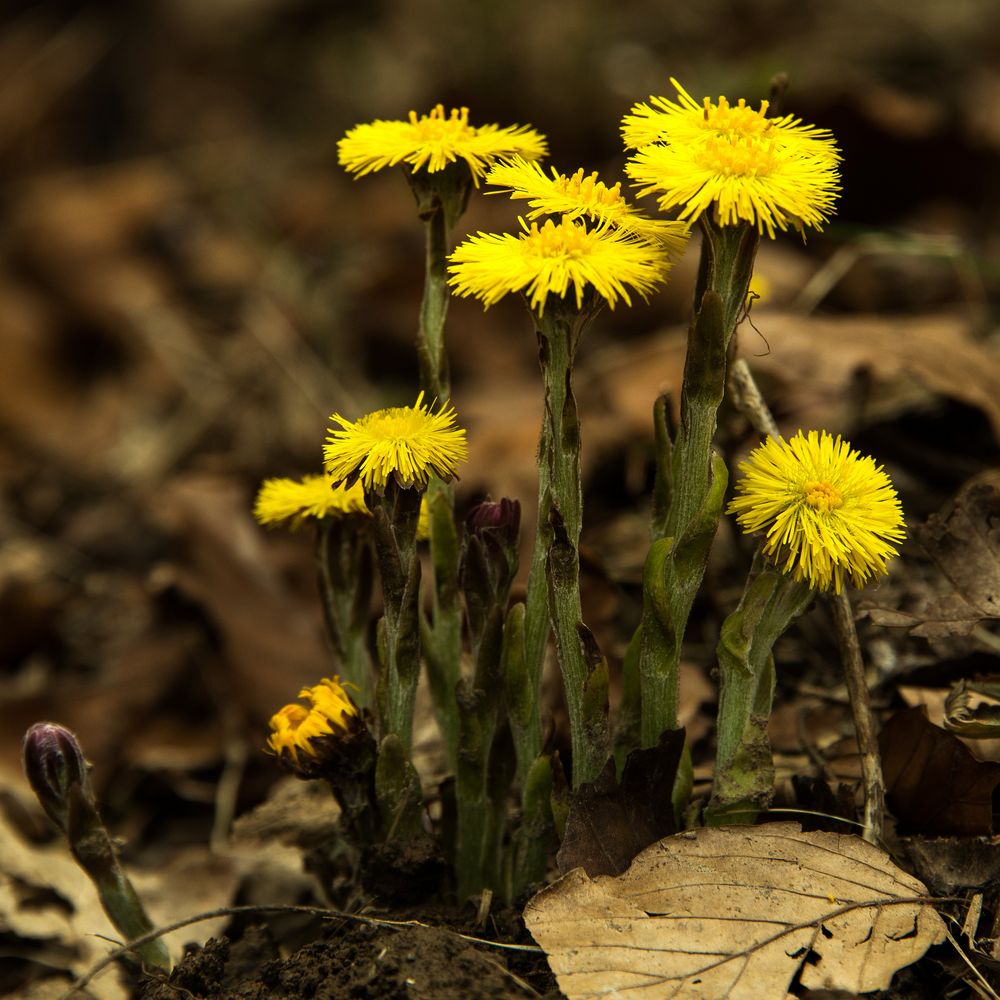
[409,169,470,772]
[707,562,814,823]
[315,517,374,707]
[369,483,423,750]
[636,218,759,754]
[530,299,608,787]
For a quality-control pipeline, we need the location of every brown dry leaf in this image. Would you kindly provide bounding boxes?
[556,731,683,878]
[880,706,1000,836]
[909,479,1000,633]
[739,312,1000,439]
[525,822,944,999]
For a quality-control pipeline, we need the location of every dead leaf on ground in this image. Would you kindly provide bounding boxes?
[525,822,945,1000]
[880,706,1000,835]
[740,312,1000,440]
[556,730,683,878]
[909,479,1000,635]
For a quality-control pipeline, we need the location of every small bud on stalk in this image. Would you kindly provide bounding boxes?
[22,723,171,971]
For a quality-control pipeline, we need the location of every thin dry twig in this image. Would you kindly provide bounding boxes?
[829,587,885,844]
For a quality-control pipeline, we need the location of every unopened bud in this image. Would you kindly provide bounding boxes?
[461,499,521,640]
[22,722,92,835]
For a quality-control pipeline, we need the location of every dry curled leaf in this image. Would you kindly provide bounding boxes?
[525,823,944,999]
[880,706,1000,835]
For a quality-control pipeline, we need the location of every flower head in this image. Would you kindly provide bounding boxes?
[338,105,547,184]
[623,78,841,237]
[254,474,369,530]
[267,676,359,765]
[486,157,689,252]
[324,391,468,492]
[449,216,672,313]
[728,430,905,593]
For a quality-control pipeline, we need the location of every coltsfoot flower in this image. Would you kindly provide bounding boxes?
[448,216,672,313]
[324,391,468,492]
[728,430,905,593]
[267,676,359,765]
[253,474,369,530]
[623,78,841,237]
[338,105,547,184]
[485,157,689,252]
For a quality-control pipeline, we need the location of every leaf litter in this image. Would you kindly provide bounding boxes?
[525,823,945,999]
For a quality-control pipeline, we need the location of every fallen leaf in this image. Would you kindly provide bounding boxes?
[880,706,1000,835]
[556,730,683,877]
[908,480,1000,636]
[525,822,945,1000]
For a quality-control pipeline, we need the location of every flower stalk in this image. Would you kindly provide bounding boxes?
[369,481,424,751]
[315,517,375,708]
[408,166,470,774]
[22,723,171,971]
[454,500,521,897]
[634,219,758,757]
[527,297,610,787]
[706,562,814,823]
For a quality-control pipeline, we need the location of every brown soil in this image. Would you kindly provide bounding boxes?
[137,919,558,1000]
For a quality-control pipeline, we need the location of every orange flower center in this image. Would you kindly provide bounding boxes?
[804,480,843,513]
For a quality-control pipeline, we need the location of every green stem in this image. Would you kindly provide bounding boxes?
[503,602,541,789]
[635,218,759,753]
[315,518,374,708]
[370,483,423,750]
[422,477,462,771]
[706,563,814,823]
[531,301,608,787]
[66,788,171,970]
[411,178,468,773]
[418,206,451,403]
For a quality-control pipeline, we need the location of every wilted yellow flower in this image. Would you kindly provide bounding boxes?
[728,430,905,593]
[338,105,547,184]
[253,474,369,530]
[267,677,359,763]
[623,78,841,238]
[324,392,468,492]
[449,216,672,313]
[485,157,689,252]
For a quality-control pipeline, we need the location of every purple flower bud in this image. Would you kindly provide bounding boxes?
[22,722,92,834]
[466,498,521,538]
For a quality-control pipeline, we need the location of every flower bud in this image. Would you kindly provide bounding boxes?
[461,499,521,642]
[22,722,93,835]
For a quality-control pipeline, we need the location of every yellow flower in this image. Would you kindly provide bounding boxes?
[324,391,469,491]
[727,430,905,593]
[253,474,369,530]
[338,104,547,184]
[266,677,358,763]
[448,216,672,313]
[485,157,689,252]
[623,78,841,238]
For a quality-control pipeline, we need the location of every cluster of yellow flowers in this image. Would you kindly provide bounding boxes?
[259,89,898,596]
[257,86,903,749]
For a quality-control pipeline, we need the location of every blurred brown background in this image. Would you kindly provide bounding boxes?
[2,0,1000,857]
